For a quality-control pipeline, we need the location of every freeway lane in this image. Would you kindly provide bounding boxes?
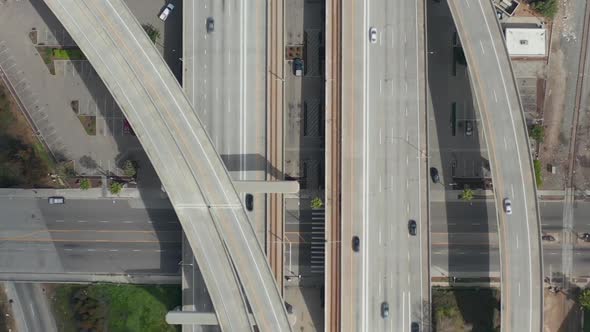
[447,1,543,331]
[41,0,290,330]
[341,0,428,331]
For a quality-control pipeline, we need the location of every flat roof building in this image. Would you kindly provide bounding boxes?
[505,28,547,57]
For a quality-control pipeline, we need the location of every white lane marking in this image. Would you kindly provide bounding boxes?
[406,179,409,189]
[511,184,515,199]
[405,81,408,93]
[405,59,407,69]
[518,283,521,296]
[405,107,408,116]
[109,249,118,252]
[64,248,72,251]
[407,204,410,214]
[516,236,519,249]
[479,40,485,54]
[379,176,382,192]
[87,249,96,252]
[477,2,535,328]
[390,176,394,192]
[493,89,498,103]
[504,136,508,149]
[379,231,382,244]
[78,220,87,223]
[123,220,133,224]
[380,79,382,94]
[99,220,109,223]
[379,128,382,144]
[56,220,64,223]
[407,251,411,262]
[406,155,409,165]
[402,292,406,331]
[379,280,382,296]
[132,249,141,252]
[408,292,412,331]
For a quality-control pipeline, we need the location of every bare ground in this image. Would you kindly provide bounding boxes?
[544,288,582,332]
[539,1,575,190]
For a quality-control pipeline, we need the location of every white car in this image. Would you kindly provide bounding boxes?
[369,27,378,44]
[159,3,175,21]
[503,198,512,215]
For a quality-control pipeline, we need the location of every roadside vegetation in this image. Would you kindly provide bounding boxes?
[36,47,86,75]
[311,196,324,209]
[531,0,558,19]
[432,287,500,332]
[460,188,474,201]
[109,181,123,195]
[50,284,181,332]
[0,82,54,187]
[530,124,545,143]
[142,24,160,44]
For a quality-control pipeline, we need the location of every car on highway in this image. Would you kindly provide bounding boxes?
[503,198,512,215]
[245,194,254,211]
[352,236,360,252]
[411,322,420,332]
[542,235,556,241]
[206,17,215,33]
[159,3,175,21]
[369,27,378,43]
[430,167,440,183]
[408,219,417,236]
[48,196,65,205]
[465,120,473,136]
[380,301,389,318]
[293,58,304,77]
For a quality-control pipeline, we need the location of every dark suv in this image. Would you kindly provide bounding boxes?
[352,236,360,252]
[408,219,417,236]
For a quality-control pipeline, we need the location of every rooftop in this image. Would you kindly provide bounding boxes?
[505,28,547,57]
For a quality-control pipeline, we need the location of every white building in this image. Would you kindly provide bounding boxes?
[505,28,547,57]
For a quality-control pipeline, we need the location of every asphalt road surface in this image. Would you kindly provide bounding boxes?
[0,197,180,277]
[182,0,267,331]
[446,1,543,331]
[41,0,290,330]
[341,0,428,331]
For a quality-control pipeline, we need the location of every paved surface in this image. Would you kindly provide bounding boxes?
[0,196,181,278]
[341,0,428,331]
[41,0,290,330]
[0,0,151,176]
[7,282,57,332]
[181,0,267,331]
[447,1,543,331]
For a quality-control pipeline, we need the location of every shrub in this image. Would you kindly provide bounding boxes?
[142,24,160,44]
[109,181,123,195]
[531,0,558,19]
[461,188,474,201]
[311,197,324,209]
[122,160,137,178]
[580,289,590,310]
[79,178,90,190]
[530,125,545,143]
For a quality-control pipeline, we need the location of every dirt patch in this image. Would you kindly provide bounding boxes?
[544,288,582,332]
[77,115,96,136]
[0,284,17,332]
[432,287,500,332]
[539,4,571,190]
[514,1,547,18]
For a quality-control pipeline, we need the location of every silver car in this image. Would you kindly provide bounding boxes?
[369,27,378,44]
[503,198,512,215]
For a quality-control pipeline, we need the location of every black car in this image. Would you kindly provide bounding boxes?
[430,167,440,183]
[206,17,214,33]
[293,58,304,76]
[381,301,389,318]
[542,235,555,241]
[245,193,254,211]
[408,219,417,236]
[352,236,360,252]
[411,322,420,332]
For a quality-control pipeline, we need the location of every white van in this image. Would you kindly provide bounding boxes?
[48,196,65,205]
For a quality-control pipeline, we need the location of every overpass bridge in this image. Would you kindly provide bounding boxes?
[447,0,543,331]
[41,0,291,331]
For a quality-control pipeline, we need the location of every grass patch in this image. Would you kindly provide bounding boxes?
[52,48,85,60]
[531,0,558,19]
[432,287,500,332]
[534,159,543,188]
[51,284,181,332]
[585,309,590,332]
[77,115,96,136]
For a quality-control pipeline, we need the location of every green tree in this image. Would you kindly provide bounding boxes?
[109,181,123,195]
[122,160,137,178]
[311,197,324,209]
[460,188,474,201]
[79,178,90,190]
[531,0,558,19]
[579,289,590,310]
[530,125,545,143]
[142,24,160,44]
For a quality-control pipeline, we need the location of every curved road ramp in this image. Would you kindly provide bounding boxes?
[41,0,291,331]
[447,0,544,331]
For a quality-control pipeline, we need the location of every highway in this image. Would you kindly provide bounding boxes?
[447,0,543,331]
[41,0,290,331]
[341,0,428,331]
[181,0,267,330]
